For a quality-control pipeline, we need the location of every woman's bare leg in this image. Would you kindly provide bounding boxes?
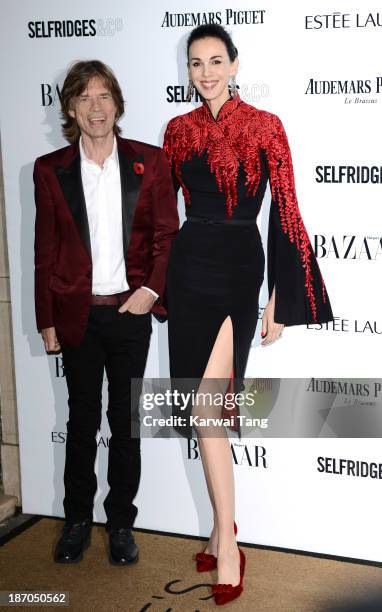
[195,316,240,586]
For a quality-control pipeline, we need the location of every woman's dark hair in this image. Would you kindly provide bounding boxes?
[60,60,124,143]
[187,24,238,63]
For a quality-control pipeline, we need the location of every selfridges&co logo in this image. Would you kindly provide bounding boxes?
[307,317,381,335]
[305,77,382,105]
[315,165,382,184]
[314,235,382,260]
[166,85,203,104]
[28,18,123,38]
[317,456,382,480]
[161,9,265,27]
[187,438,268,468]
[305,12,382,29]
[166,82,269,105]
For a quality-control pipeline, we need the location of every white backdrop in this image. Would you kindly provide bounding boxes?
[0,0,382,562]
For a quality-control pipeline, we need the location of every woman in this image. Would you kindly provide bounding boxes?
[163,24,333,605]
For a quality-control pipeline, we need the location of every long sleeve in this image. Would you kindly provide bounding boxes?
[33,158,56,331]
[143,148,179,300]
[163,118,185,199]
[265,114,333,326]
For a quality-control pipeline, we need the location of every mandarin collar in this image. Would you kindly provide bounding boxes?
[201,94,242,123]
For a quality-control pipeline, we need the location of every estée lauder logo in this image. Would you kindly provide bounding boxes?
[307,317,381,335]
[305,12,382,30]
[52,432,110,447]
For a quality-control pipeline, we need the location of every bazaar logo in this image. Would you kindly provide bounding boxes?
[187,438,268,468]
[161,9,265,27]
[55,357,65,378]
[41,84,61,107]
[314,235,382,260]
[28,18,123,38]
[54,357,108,381]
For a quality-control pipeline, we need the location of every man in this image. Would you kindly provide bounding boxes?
[34,60,178,564]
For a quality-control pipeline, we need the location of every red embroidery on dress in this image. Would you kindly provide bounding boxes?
[163,96,325,321]
[265,114,317,321]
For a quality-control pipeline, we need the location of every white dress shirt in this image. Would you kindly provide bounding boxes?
[79,137,158,300]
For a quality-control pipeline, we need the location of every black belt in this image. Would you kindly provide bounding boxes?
[91,291,130,306]
[187,216,258,226]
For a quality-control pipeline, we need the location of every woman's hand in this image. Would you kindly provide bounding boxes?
[261,289,284,346]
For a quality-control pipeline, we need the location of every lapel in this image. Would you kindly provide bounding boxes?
[55,146,92,260]
[117,138,144,261]
[54,138,144,264]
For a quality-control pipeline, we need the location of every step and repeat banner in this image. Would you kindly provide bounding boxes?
[0,0,381,562]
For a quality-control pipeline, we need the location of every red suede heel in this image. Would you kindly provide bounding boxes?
[212,547,245,606]
[195,522,237,572]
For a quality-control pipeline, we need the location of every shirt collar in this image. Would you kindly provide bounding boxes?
[79,136,119,169]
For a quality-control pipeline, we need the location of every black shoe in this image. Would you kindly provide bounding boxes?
[108,528,139,565]
[54,519,92,563]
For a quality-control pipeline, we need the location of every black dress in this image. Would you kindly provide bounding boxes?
[163,95,333,437]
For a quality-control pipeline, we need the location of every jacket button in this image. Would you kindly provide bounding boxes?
[86,272,91,279]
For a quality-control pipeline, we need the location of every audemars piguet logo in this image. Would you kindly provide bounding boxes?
[305,77,382,104]
[161,9,265,28]
[315,165,382,184]
[307,378,382,397]
[28,18,123,38]
[305,12,382,29]
[314,235,382,260]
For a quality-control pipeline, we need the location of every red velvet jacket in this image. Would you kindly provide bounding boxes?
[34,136,179,346]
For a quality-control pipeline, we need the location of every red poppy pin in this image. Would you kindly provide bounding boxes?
[133,161,144,175]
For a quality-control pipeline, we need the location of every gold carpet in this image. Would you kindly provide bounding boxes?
[1,518,382,611]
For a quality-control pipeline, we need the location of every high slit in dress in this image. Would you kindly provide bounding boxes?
[163,95,333,438]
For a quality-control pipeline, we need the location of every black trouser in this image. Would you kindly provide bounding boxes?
[61,305,152,530]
